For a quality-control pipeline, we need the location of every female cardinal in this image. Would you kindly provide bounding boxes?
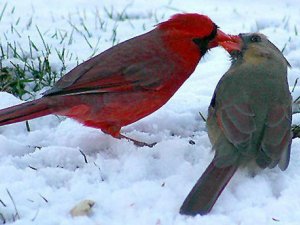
[180,33,292,215]
[0,13,237,147]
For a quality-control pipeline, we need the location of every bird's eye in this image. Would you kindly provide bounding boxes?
[251,35,261,42]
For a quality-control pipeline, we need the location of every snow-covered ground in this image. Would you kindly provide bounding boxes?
[1,0,300,224]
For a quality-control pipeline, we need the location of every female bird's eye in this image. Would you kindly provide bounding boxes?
[251,35,261,42]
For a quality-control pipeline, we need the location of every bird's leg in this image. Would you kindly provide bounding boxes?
[117,133,157,148]
[102,125,156,147]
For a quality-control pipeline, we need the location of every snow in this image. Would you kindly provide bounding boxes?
[1,0,300,224]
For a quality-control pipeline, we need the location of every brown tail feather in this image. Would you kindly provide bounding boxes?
[0,98,51,126]
[180,161,237,216]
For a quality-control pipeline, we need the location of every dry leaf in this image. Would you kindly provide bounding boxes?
[70,199,95,217]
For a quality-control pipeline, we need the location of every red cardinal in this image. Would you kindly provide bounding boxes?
[0,13,237,146]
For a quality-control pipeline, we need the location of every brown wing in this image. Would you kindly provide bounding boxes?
[43,30,176,96]
[217,103,256,150]
[209,103,256,168]
[213,103,292,170]
[260,105,292,171]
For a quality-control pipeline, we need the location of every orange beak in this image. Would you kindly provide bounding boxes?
[209,29,242,53]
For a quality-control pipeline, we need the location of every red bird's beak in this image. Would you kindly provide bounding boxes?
[218,32,242,53]
[209,30,242,53]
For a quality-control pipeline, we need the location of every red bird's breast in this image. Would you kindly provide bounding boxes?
[46,29,202,137]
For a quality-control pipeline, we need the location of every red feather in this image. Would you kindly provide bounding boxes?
[0,13,230,145]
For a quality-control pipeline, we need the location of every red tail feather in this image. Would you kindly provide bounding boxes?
[0,98,51,126]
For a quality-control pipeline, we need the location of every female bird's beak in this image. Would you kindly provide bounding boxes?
[209,30,242,53]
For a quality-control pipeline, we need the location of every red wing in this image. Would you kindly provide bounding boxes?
[44,57,175,96]
[43,31,176,96]
[260,105,292,170]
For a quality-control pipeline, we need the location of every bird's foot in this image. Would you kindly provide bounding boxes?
[117,134,156,147]
[27,145,43,150]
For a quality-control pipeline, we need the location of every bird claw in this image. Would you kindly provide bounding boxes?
[27,145,42,150]
[133,140,157,148]
[117,134,156,147]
